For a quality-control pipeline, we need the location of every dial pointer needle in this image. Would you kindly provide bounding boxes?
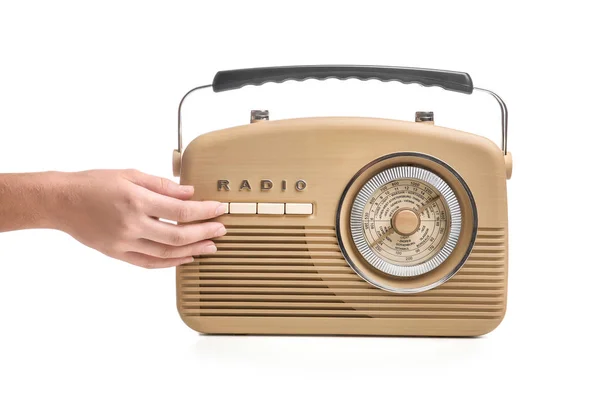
[417,196,439,214]
[370,227,394,247]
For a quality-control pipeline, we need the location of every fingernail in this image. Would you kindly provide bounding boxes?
[215,203,228,216]
[215,226,227,237]
[181,185,194,193]
[205,244,217,254]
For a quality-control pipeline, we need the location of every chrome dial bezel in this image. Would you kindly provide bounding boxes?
[350,166,461,277]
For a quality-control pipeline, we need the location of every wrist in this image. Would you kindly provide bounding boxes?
[0,171,71,232]
[39,171,77,231]
[21,171,71,231]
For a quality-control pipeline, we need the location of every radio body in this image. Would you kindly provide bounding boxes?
[173,66,511,337]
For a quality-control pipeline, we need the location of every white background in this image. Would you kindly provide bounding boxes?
[0,1,598,399]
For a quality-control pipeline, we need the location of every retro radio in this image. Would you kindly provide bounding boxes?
[173,65,511,336]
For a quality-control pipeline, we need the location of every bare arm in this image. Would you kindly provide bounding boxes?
[0,171,61,231]
[0,169,227,268]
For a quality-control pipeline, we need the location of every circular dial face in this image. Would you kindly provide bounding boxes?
[350,166,461,277]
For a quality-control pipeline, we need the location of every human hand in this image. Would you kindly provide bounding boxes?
[50,169,227,268]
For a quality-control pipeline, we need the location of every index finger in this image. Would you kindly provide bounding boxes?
[143,190,227,222]
[124,169,194,200]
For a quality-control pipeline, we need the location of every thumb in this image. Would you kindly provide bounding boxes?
[124,169,194,200]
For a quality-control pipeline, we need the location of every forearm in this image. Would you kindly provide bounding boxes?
[0,172,68,232]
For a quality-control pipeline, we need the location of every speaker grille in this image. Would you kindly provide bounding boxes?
[177,226,506,320]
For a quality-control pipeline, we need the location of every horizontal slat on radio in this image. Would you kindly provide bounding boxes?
[214,236,339,244]
[179,265,504,274]
[180,272,504,284]
[189,258,348,265]
[224,227,336,236]
[451,273,504,279]
[181,301,504,311]
[476,234,505,240]
[471,239,505,246]
[471,247,505,253]
[180,265,353,273]
[455,268,504,275]
[183,280,504,290]
[463,260,505,266]
[215,243,342,251]
[182,309,504,318]
[182,294,505,303]
[468,253,505,260]
[199,250,344,258]
[180,272,360,280]
[184,287,505,295]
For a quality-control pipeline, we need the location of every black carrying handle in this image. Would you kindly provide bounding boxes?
[174,64,508,178]
[212,65,473,94]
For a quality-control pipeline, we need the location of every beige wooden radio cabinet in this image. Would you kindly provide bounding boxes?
[172,66,511,337]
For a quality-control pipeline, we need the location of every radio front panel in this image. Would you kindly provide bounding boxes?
[176,116,509,336]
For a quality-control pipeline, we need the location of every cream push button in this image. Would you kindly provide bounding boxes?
[258,203,285,215]
[285,203,313,215]
[229,203,257,214]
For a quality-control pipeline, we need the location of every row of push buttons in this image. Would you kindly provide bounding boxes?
[224,203,313,215]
